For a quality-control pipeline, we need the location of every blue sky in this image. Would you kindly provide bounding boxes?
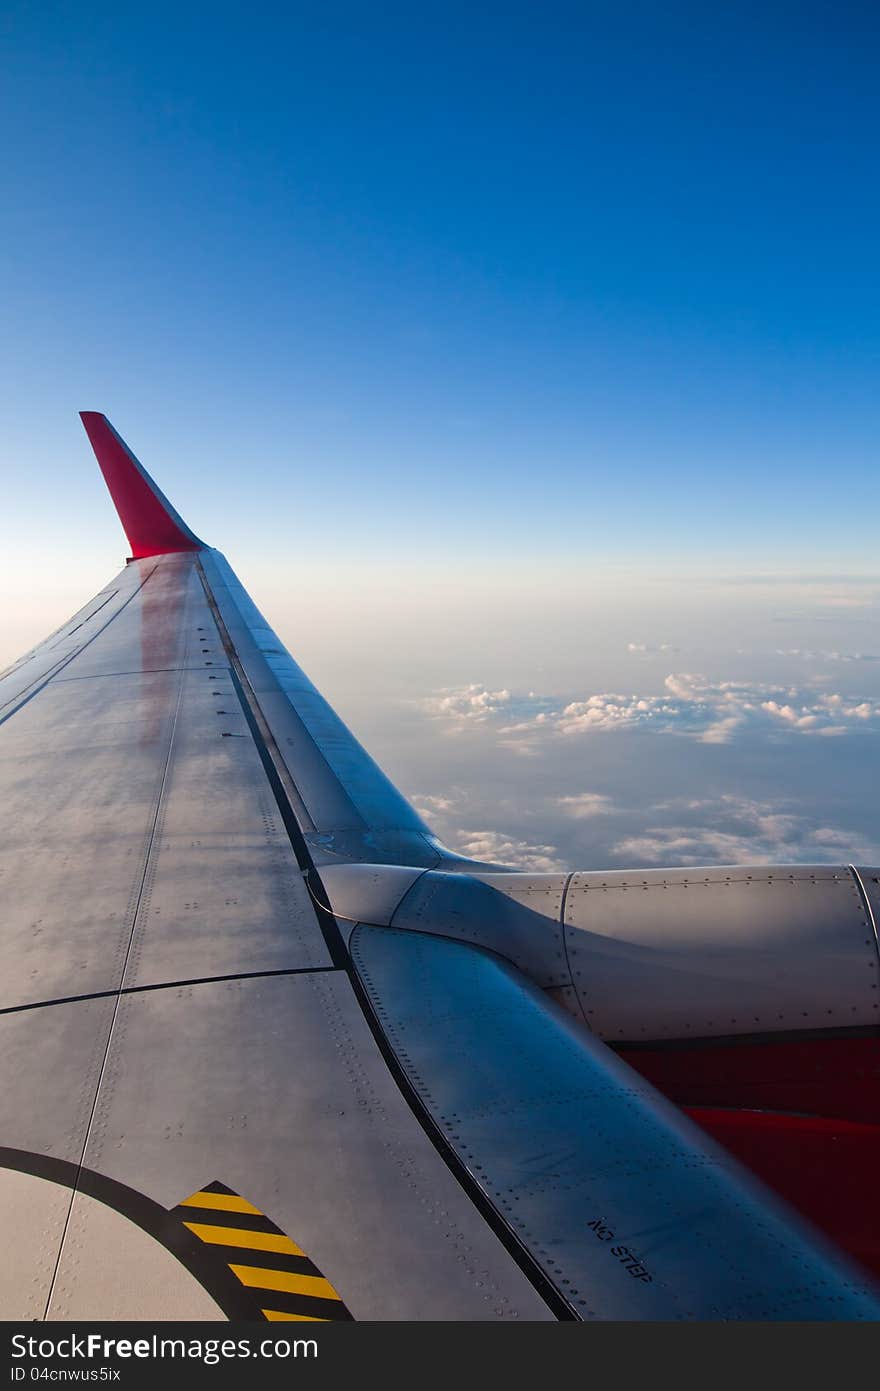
[2,3,880,868]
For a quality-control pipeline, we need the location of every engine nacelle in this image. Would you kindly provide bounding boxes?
[561,863,880,1042]
[321,861,880,1045]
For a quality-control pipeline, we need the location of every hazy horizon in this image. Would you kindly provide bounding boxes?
[5,536,880,873]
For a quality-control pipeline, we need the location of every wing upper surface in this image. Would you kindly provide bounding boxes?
[0,540,551,1320]
[353,925,880,1319]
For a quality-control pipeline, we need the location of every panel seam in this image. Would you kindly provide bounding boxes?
[847,863,880,986]
[0,966,341,1017]
[556,871,587,1024]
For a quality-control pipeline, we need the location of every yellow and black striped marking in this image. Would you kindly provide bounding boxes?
[171,1181,353,1321]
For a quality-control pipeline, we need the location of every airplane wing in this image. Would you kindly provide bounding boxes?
[1,413,878,1321]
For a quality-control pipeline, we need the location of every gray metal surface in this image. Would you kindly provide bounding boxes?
[42,556,203,680]
[47,972,551,1320]
[0,661,187,1008]
[563,866,880,1041]
[0,548,552,1319]
[323,860,880,1045]
[0,566,143,722]
[852,865,880,968]
[389,869,571,989]
[0,997,116,1316]
[351,923,880,1320]
[119,665,330,988]
[0,554,329,1011]
[50,1189,226,1321]
[320,862,425,941]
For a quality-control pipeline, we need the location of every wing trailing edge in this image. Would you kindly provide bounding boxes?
[80,411,205,559]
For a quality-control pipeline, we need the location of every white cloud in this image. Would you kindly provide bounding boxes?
[411,792,457,817]
[777,648,880,663]
[422,684,513,722]
[421,675,880,745]
[818,596,876,609]
[557,792,615,818]
[626,641,677,654]
[450,830,565,873]
[700,715,745,744]
[410,788,564,869]
[611,794,880,866]
[761,701,821,728]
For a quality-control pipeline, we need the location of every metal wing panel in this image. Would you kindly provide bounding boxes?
[7,975,552,1321]
[0,666,180,1008]
[47,1189,227,1321]
[47,554,205,679]
[117,664,332,988]
[386,868,572,988]
[0,553,331,1012]
[0,505,552,1318]
[351,923,880,1320]
[0,565,144,720]
[0,998,116,1317]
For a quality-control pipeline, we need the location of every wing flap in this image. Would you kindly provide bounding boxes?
[351,923,880,1320]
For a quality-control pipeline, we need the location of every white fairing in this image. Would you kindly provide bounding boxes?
[563,865,880,1042]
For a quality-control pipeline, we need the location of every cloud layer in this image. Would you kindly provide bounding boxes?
[409,787,880,873]
[610,795,880,866]
[422,674,880,745]
[777,648,880,663]
[449,830,566,873]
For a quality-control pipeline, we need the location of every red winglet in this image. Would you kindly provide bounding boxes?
[80,412,205,559]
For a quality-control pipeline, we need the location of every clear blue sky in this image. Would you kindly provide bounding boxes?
[3,3,880,870]
[1,2,879,586]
